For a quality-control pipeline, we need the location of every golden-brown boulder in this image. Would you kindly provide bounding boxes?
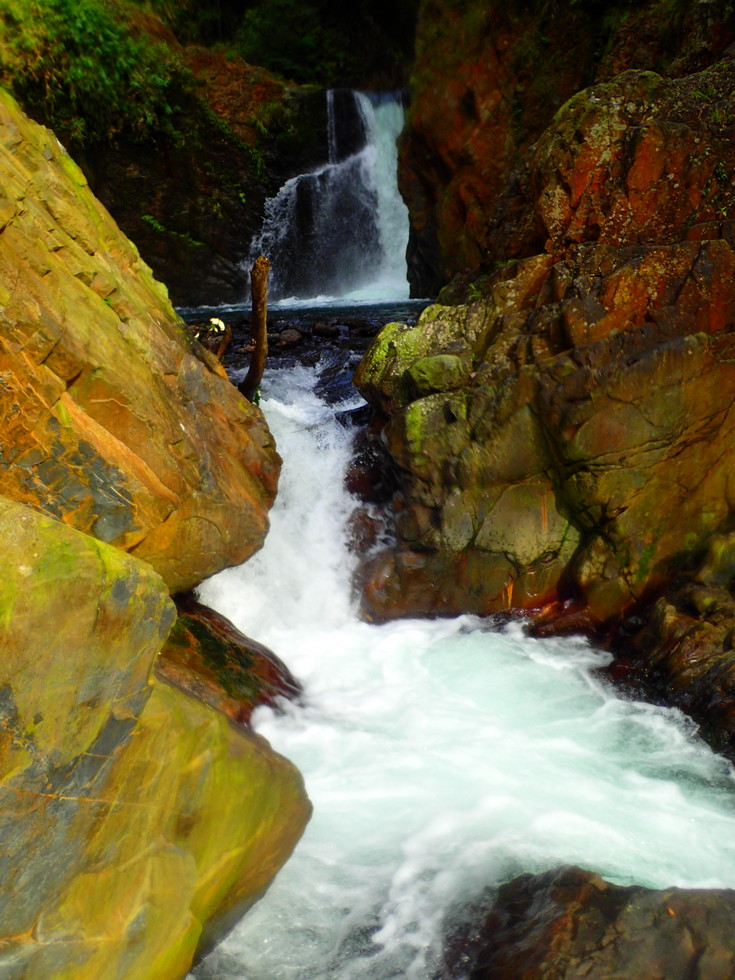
[0,495,310,980]
[0,89,280,593]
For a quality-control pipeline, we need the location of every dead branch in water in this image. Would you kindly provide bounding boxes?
[239,255,269,403]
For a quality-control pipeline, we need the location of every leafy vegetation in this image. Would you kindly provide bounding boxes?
[0,0,190,145]
[148,0,419,87]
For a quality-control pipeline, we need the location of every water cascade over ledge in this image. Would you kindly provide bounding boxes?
[250,91,410,304]
[192,364,735,980]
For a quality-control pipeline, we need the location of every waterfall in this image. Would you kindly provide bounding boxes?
[192,364,735,980]
[250,91,410,304]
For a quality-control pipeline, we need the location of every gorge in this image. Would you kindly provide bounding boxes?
[2,0,735,978]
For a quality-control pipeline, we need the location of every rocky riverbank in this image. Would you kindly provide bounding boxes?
[0,89,310,980]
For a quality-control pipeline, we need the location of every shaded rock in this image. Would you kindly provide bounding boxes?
[0,89,280,593]
[157,592,301,727]
[0,495,310,980]
[278,327,303,346]
[314,321,341,338]
[354,65,735,625]
[346,506,382,555]
[438,866,735,980]
[605,533,735,756]
[81,45,327,306]
[400,0,735,297]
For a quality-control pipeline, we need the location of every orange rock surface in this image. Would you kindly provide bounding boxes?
[0,89,280,593]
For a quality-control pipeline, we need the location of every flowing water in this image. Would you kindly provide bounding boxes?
[249,91,410,304]
[191,363,735,980]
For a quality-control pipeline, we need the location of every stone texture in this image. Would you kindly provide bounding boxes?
[439,866,735,980]
[0,88,280,593]
[399,0,735,297]
[0,496,310,980]
[355,62,735,624]
[157,592,302,728]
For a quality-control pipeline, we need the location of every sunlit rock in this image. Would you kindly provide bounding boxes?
[0,89,280,593]
[0,496,310,980]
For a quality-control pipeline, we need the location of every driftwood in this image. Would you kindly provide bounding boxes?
[239,256,269,402]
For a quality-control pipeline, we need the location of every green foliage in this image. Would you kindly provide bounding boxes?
[0,0,190,144]
[141,213,205,247]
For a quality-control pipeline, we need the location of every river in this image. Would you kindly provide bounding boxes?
[188,85,735,979]
[189,359,735,980]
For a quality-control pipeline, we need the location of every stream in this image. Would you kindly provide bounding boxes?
[189,86,735,979]
[191,361,735,980]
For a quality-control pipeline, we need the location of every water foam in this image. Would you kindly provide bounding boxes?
[193,366,735,980]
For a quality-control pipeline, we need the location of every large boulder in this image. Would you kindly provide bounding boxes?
[0,496,310,980]
[355,64,735,625]
[158,592,302,727]
[439,866,735,980]
[0,88,280,593]
[400,0,735,296]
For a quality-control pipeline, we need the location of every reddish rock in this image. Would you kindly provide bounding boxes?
[439,866,735,980]
[157,593,301,728]
[355,64,735,625]
[400,0,735,296]
[346,506,382,555]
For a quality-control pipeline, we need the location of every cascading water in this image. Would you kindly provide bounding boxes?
[192,365,735,980]
[250,91,410,303]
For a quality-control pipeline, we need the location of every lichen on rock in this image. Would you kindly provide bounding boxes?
[355,62,735,625]
[0,497,311,980]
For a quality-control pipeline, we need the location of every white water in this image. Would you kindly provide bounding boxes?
[250,92,410,303]
[193,365,735,980]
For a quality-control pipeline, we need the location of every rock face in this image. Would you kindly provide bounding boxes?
[355,63,735,624]
[400,0,735,296]
[83,48,328,306]
[0,88,280,594]
[0,496,310,980]
[607,532,735,757]
[439,866,735,980]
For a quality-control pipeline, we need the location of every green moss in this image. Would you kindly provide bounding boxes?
[141,213,205,249]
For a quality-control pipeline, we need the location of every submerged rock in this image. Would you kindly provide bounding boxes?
[0,88,280,594]
[438,865,735,980]
[0,497,310,980]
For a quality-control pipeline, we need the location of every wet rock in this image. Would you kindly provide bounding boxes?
[157,593,302,727]
[354,65,735,625]
[346,506,382,554]
[606,533,735,756]
[314,321,341,338]
[438,866,735,980]
[278,327,303,346]
[0,495,310,980]
[400,0,735,296]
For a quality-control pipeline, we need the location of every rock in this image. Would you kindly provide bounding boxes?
[278,327,303,346]
[0,495,310,980]
[354,65,735,625]
[82,45,328,306]
[603,533,735,756]
[438,866,735,980]
[0,89,280,594]
[346,506,382,554]
[314,321,341,338]
[157,592,302,727]
[399,0,735,296]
